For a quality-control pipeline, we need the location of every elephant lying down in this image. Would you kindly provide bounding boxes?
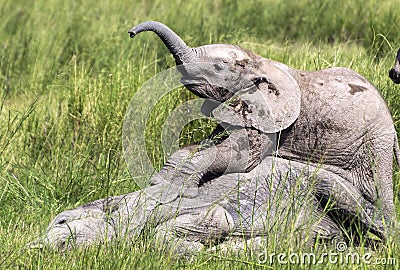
[33,157,385,253]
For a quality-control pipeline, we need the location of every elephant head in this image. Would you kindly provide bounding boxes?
[389,48,400,84]
[29,199,117,250]
[128,21,301,133]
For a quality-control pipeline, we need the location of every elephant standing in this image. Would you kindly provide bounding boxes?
[128,21,400,239]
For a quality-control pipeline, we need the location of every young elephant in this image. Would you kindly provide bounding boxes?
[32,157,381,252]
[128,21,400,239]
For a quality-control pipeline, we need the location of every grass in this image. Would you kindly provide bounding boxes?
[1,0,400,268]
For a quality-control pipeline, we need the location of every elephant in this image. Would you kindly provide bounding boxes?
[127,21,400,240]
[389,48,400,84]
[32,22,399,252]
[31,157,383,252]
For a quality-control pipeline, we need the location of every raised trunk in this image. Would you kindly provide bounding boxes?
[128,21,195,64]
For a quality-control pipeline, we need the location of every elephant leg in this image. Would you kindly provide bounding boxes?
[148,127,274,201]
[370,139,395,222]
[165,200,344,256]
[154,204,235,255]
[252,158,387,240]
[207,210,343,255]
[219,212,343,254]
[311,167,388,239]
[193,159,345,251]
[341,133,396,226]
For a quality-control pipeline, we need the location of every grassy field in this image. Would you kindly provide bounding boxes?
[1,0,400,268]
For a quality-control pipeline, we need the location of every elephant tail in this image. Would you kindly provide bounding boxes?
[394,133,400,168]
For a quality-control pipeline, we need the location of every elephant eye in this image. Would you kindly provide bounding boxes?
[214,63,225,71]
[56,217,67,225]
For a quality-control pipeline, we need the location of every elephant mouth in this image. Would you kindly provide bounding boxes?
[180,79,234,102]
[180,75,265,107]
[180,78,200,87]
[180,78,212,99]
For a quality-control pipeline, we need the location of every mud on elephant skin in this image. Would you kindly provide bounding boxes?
[32,157,386,252]
[128,21,400,238]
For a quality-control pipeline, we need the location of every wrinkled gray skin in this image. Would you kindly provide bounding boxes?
[34,22,399,251]
[389,48,400,84]
[33,157,382,253]
[127,22,399,238]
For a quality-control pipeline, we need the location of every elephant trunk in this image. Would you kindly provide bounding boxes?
[389,48,400,84]
[128,21,196,65]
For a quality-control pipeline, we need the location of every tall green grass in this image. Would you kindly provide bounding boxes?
[1,0,400,268]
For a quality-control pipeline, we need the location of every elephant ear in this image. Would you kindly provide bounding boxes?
[212,61,301,133]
